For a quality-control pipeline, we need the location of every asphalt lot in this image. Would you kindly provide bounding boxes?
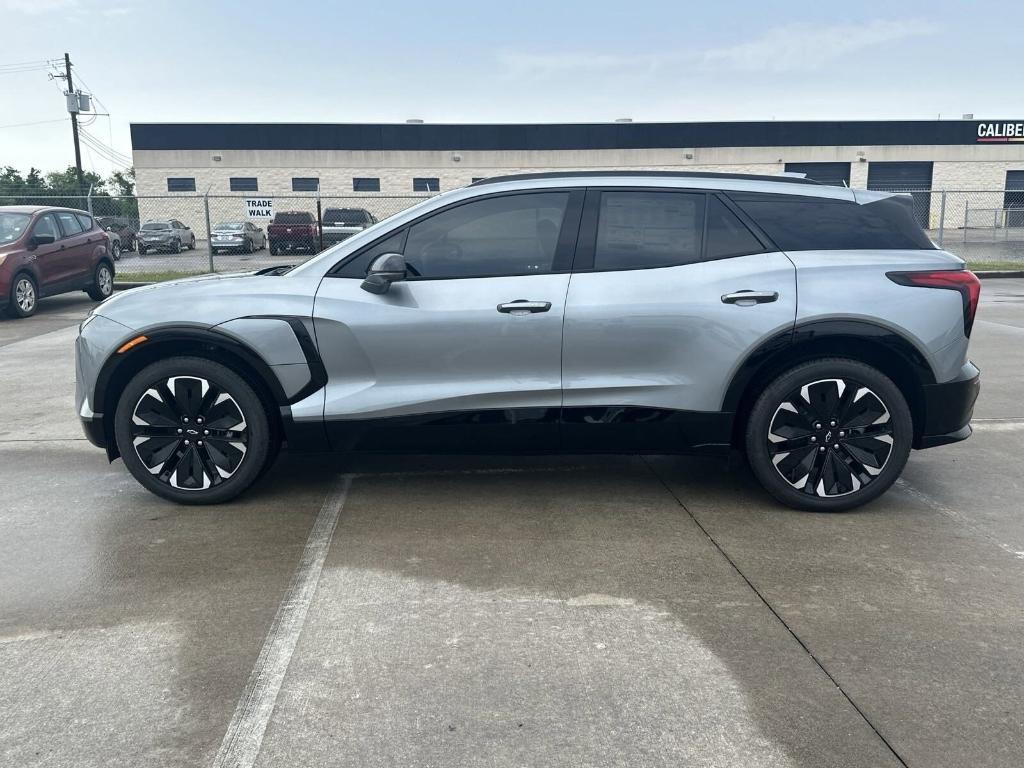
[1,283,1023,767]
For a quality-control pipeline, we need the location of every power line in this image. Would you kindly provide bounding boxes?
[81,128,131,162]
[0,117,68,130]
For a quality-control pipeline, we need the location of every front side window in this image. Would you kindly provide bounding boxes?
[29,213,58,241]
[55,211,84,236]
[387,193,569,279]
[594,191,705,270]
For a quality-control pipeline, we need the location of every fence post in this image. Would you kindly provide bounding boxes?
[204,193,214,273]
[963,199,969,245]
[316,185,324,252]
[938,190,946,248]
[86,184,94,217]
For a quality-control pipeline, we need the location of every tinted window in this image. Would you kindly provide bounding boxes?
[273,212,314,224]
[402,192,569,278]
[324,209,372,226]
[142,222,171,230]
[30,213,58,241]
[335,229,409,277]
[75,213,94,231]
[413,177,440,193]
[167,177,196,192]
[55,211,84,236]
[229,177,258,192]
[352,178,380,192]
[730,193,935,251]
[292,177,319,192]
[705,197,764,260]
[594,191,704,270]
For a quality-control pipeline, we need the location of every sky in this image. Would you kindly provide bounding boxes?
[2,0,1022,177]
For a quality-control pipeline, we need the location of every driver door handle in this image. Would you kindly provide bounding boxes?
[497,300,552,314]
[721,290,779,305]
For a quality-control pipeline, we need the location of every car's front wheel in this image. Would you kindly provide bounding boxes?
[114,357,274,504]
[745,358,912,512]
[6,273,38,318]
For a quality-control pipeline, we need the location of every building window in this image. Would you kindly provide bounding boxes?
[413,177,440,193]
[229,177,258,192]
[292,177,320,192]
[353,177,380,192]
[166,177,196,192]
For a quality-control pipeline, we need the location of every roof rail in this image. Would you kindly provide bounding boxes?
[469,170,822,186]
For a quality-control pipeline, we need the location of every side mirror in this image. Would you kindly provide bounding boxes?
[361,252,407,294]
[28,233,55,250]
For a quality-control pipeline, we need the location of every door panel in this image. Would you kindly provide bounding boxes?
[52,210,92,285]
[28,214,63,289]
[313,274,570,451]
[562,252,797,448]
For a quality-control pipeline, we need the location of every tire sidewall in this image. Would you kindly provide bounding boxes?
[114,357,271,504]
[7,273,38,318]
[745,358,913,512]
[94,262,114,298]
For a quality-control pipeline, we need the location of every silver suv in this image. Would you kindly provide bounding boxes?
[76,172,980,511]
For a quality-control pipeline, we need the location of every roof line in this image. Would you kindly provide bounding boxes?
[469,170,821,186]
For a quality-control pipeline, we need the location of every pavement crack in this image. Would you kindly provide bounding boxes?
[641,456,911,768]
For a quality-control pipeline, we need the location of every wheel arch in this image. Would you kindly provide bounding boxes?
[94,325,287,460]
[724,319,936,448]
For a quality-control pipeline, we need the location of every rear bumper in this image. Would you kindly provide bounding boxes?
[915,362,981,449]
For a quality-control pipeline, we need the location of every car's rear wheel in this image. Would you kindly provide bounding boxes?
[269,242,279,256]
[87,261,114,301]
[110,241,121,261]
[171,238,181,254]
[138,245,147,255]
[6,273,38,318]
[114,357,275,504]
[188,235,196,250]
[745,358,912,512]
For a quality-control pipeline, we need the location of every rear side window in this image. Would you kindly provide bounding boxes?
[55,211,84,236]
[705,197,765,260]
[594,191,705,270]
[729,193,935,251]
[75,213,94,231]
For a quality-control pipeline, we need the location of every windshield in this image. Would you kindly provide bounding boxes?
[142,222,171,230]
[215,223,244,231]
[0,212,31,245]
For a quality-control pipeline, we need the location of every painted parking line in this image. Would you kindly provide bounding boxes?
[211,474,352,768]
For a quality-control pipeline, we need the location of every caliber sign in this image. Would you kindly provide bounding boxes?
[245,198,274,220]
[976,122,1024,142]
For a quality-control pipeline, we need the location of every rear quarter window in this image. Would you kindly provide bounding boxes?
[728,193,935,251]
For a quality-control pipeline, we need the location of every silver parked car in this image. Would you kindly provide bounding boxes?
[137,219,195,254]
[211,221,266,254]
[75,171,980,510]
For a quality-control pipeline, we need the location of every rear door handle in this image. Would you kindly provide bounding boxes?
[497,300,552,314]
[721,290,779,305]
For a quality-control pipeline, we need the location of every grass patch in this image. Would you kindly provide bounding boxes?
[964,261,1024,272]
[114,270,209,283]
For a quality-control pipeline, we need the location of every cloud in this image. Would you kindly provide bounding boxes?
[0,0,78,13]
[498,19,939,78]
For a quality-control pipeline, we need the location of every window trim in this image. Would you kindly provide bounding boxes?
[229,176,259,192]
[327,188,585,280]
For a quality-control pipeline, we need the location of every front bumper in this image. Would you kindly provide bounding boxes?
[915,362,981,449]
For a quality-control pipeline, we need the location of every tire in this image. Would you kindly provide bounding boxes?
[269,242,279,256]
[171,238,181,254]
[110,241,121,261]
[244,238,252,254]
[6,273,38,318]
[137,245,147,256]
[744,358,913,512]
[87,261,114,301]
[188,235,196,250]
[114,357,275,504]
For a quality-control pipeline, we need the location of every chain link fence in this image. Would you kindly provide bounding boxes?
[4,188,1023,281]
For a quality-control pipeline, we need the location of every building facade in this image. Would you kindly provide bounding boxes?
[130,120,1024,229]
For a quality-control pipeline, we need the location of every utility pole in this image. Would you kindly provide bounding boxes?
[64,53,85,193]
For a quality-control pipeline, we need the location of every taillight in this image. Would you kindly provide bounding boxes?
[887,269,981,337]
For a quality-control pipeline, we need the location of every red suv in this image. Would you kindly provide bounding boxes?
[0,205,115,318]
